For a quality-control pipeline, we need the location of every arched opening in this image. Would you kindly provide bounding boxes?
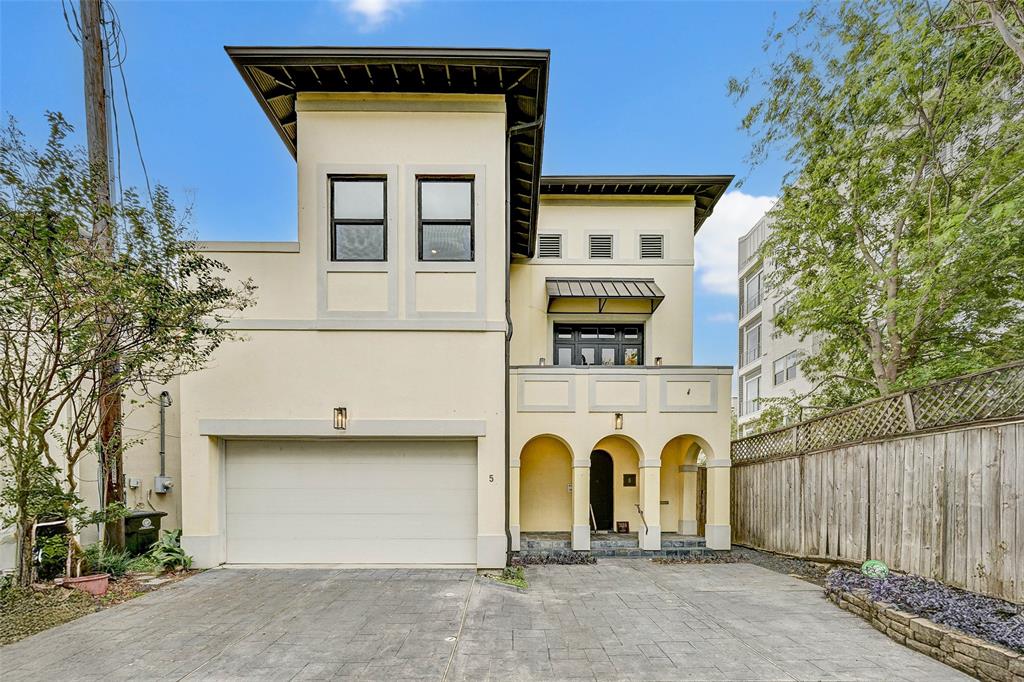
[660,435,712,537]
[589,450,614,530]
[519,435,572,532]
[591,435,643,534]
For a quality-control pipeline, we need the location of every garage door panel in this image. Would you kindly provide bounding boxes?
[226,512,479,540]
[225,487,476,516]
[224,537,477,565]
[224,440,477,564]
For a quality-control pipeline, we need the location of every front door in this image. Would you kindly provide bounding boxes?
[554,324,644,367]
[590,450,614,531]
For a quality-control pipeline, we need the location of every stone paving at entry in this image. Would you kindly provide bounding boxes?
[0,559,968,681]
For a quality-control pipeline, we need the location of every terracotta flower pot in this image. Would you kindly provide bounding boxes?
[62,573,109,596]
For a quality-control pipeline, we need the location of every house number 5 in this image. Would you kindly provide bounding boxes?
[488,474,494,483]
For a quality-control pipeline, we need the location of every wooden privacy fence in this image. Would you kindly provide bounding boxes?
[730,362,1024,603]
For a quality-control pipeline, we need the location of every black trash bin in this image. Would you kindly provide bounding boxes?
[124,510,168,556]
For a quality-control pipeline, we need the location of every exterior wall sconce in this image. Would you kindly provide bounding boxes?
[333,407,348,430]
[655,357,663,366]
[614,412,624,430]
[539,357,546,366]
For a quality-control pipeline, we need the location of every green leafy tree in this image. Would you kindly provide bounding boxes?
[731,0,1024,408]
[0,114,254,585]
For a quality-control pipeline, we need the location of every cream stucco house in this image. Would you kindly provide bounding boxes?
[77,47,734,570]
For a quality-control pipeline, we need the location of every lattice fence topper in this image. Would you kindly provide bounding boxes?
[731,360,1024,464]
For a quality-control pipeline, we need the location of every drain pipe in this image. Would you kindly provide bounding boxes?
[154,391,174,494]
[505,115,545,565]
[158,391,171,477]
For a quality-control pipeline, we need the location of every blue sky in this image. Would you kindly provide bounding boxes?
[1,0,797,370]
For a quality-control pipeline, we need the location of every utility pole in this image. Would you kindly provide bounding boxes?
[81,0,125,549]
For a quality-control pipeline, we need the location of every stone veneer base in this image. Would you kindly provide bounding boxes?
[828,589,1023,682]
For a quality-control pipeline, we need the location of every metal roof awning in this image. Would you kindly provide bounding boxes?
[546,278,665,313]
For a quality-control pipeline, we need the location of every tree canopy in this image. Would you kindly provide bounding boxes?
[731,0,1024,411]
[0,114,254,584]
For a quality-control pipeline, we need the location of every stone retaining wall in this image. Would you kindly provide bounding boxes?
[828,589,1023,681]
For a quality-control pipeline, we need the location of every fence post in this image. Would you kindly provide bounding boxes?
[902,393,917,432]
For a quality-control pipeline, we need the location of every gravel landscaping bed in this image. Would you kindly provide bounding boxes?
[728,546,833,584]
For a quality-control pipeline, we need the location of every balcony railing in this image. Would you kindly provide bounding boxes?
[511,365,729,415]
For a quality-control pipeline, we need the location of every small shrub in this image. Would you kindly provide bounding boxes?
[82,544,134,577]
[491,565,527,589]
[512,551,596,566]
[35,535,68,581]
[149,529,192,571]
[826,568,1024,651]
[125,554,161,574]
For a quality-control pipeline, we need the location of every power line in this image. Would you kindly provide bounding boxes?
[100,0,153,204]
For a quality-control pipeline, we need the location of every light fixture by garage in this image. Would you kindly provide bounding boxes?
[614,412,623,430]
[333,406,348,430]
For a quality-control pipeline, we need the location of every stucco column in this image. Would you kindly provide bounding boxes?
[679,464,698,535]
[180,435,225,568]
[572,459,590,551]
[639,459,661,551]
[509,461,521,552]
[705,458,731,550]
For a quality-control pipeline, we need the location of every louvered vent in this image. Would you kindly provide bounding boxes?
[537,233,562,258]
[639,234,665,259]
[588,234,613,259]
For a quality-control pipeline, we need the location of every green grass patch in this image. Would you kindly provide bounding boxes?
[489,565,528,589]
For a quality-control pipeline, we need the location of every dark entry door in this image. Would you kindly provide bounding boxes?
[590,450,614,531]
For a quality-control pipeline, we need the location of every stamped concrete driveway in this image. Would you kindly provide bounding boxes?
[1,560,967,681]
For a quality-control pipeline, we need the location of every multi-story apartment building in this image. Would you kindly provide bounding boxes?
[735,215,815,436]
[54,47,734,570]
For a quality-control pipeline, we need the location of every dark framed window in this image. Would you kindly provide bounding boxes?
[418,177,474,262]
[330,176,386,261]
[553,324,644,366]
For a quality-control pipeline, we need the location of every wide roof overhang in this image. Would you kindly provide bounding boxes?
[539,175,734,232]
[226,46,550,257]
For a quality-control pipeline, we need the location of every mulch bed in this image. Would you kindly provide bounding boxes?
[0,570,196,646]
[826,568,1023,652]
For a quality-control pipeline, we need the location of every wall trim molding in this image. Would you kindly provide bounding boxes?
[198,418,486,439]
[194,241,299,253]
[220,318,506,332]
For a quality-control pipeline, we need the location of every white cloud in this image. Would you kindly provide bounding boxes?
[694,191,775,296]
[707,311,736,323]
[336,0,415,31]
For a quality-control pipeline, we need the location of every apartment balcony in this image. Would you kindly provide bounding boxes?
[508,364,734,552]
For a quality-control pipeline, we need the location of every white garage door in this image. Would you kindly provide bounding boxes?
[225,440,477,564]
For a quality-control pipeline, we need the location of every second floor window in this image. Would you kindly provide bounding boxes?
[331,177,386,261]
[774,351,800,385]
[419,178,474,261]
[743,374,760,415]
[742,323,761,366]
[743,270,762,314]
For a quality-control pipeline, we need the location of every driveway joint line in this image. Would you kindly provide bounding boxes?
[442,571,477,682]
